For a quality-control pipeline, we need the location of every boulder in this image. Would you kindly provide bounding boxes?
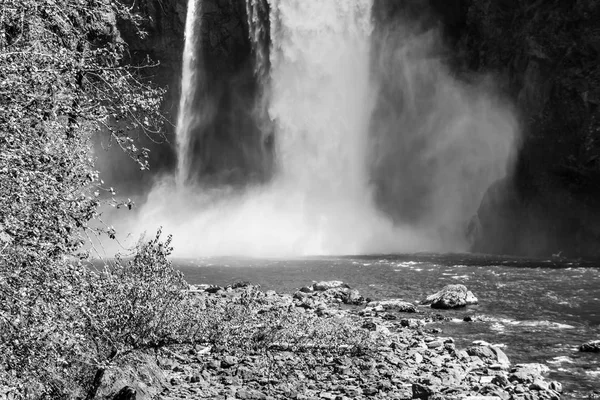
[366,299,417,313]
[579,340,600,353]
[422,284,478,309]
[94,352,167,400]
[508,364,549,384]
[112,386,136,400]
[467,345,510,368]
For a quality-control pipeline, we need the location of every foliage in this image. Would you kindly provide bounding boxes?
[0,231,198,399]
[0,0,167,256]
[84,231,194,358]
[0,0,181,398]
[191,286,374,357]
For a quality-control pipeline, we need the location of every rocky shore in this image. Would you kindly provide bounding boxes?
[96,282,564,400]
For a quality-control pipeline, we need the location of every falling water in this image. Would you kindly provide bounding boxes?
[130,0,516,257]
[176,0,200,185]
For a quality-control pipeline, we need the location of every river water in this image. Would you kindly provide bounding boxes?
[175,253,600,398]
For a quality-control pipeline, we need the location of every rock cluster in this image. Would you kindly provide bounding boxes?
[98,281,561,400]
[422,285,479,309]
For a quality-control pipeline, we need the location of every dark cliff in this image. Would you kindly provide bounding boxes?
[369,0,600,258]
[107,0,270,192]
[460,0,600,258]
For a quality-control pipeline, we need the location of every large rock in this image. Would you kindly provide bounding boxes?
[466,345,510,368]
[422,285,478,309]
[508,364,550,384]
[94,352,168,400]
[366,299,417,313]
[580,340,600,353]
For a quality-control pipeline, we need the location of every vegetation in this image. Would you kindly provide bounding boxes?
[0,0,185,397]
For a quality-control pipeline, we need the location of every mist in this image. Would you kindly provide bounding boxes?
[369,13,518,250]
[100,0,517,259]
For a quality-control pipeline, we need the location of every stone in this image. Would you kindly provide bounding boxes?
[205,285,223,294]
[508,364,549,384]
[414,353,424,364]
[95,353,168,400]
[466,345,510,368]
[530,378,549,391]
[222,356,239,368]
[549,381,562,393]
[422,285,478,309]
[366,299,417,313]
[112,386,136,400]
[299,286,314,293]
[313,281,349,291]
[412,383,434,399]
[400,318,425,328]
[579,340,600,352]
[236,388,267,400]
[230,281,252,289]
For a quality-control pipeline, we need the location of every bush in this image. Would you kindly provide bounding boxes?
[0,230,201,398]
[0,1,177,397]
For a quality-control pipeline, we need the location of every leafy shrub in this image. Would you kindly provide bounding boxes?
[0,230,200,398]
[0,1,174,397]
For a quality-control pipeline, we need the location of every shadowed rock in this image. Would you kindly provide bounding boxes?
[580,340,600,353]
[112,386,136,400]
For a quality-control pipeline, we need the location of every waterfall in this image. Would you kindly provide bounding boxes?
[176,0,200,185]
[131,0,516,257]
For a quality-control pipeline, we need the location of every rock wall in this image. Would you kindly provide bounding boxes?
[114,0,270,189]
[374,0,600,258]
[460,0,600,258]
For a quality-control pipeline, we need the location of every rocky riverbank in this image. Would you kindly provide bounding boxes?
[96,282,564,400]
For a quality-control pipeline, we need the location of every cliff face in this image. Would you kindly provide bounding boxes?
[460,0,600,258]
[373,0,600,258]
[112,0,270,188]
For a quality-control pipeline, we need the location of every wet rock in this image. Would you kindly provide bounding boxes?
[549,381,562,393]
[313,281,349,291]
[205,285,223,294]
[412,383,434,399]
[400,318,425,328]
[579,340,600,352]
[230,281,253,289]
[112,386,136,400]
[367,299,417,313]
[422,284,478,309]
